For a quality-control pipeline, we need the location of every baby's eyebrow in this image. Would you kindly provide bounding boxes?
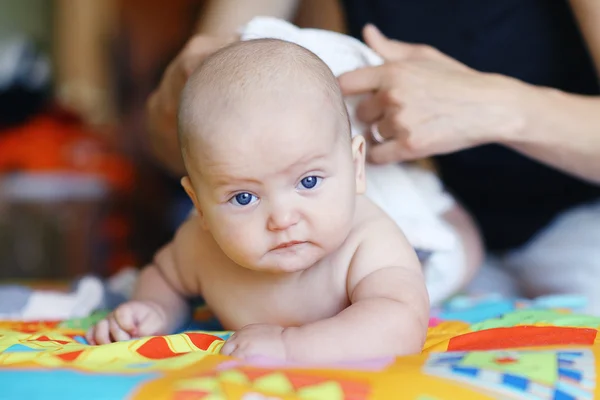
[284,153,328,172]
[210,175,262,188]
[205,152,329,189]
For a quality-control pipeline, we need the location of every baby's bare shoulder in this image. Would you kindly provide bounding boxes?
[170,215,230,290]
[351,196,400,238]
[174,215,213,256]
[346,196,421,288]
[318,197,386,268]
[334,196,400,265]
[341,197,427,317]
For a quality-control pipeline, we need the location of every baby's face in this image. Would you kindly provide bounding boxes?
[184,102,365,273]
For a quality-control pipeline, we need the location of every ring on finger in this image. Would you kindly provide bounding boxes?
[370,125,386,144]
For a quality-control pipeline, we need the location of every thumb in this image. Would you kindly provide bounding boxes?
[113,305,138,333]
[135,303,167,336]
[363,24,415,62]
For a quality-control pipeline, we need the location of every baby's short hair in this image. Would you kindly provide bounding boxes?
[178,38,350,168]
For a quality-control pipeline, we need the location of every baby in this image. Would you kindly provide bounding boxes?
[87,39,429,362]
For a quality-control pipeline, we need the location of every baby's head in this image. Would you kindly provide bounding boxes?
[179,38,365,273]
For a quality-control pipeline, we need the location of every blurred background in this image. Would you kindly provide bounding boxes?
[0,0,208,282]
[0,0,342,282]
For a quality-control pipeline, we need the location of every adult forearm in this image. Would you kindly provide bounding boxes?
[494,77,600,184]
[195,0,300,35]
[148,0,301,177]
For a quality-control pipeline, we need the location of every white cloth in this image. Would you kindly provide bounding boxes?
[240,17,466,304]
[0,277,104,321]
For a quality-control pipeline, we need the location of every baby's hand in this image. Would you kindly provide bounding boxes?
[220,324,288,361]
[86,300,167,345]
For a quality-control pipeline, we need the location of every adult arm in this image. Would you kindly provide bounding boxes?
[338,20,600,184]
[507,0,600,183]
[147,0,300,176]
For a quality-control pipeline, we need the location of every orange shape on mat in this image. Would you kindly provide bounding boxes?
[448,326,597,351]
[36,335,70,345]
[172,391,210,400]
[185,333,222,351]
[494,356,517,364]
[56,350,84,362]
[230,368,370,399]
[286,374,331,390]
[0,321,61,334]
[136,337,185,360]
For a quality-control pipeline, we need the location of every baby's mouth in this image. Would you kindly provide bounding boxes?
[272,241,305,251]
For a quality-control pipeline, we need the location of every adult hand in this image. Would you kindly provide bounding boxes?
[147,34,237,175]
[338,25,522,164]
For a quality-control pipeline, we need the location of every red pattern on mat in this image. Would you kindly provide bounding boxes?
[448,326,597,351]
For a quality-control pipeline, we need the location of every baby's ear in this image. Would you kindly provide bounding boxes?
[351,135,366,194]
[181,176,208,229]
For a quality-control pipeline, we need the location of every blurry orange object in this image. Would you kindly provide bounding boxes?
[0,109,133,193]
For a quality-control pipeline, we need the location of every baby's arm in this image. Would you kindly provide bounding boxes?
[283,217,429,362]
[87,217,201,344]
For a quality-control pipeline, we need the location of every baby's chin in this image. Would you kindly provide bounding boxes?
[242,245,326,274]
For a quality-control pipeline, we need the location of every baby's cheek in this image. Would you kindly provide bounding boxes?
[316,194,354,242]
[220,222,264,260]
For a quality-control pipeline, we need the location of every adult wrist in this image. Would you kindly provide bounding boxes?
[480,73,530,145]
[485,73,574,149]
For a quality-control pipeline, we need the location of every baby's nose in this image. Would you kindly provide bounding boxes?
[267,202,300,231]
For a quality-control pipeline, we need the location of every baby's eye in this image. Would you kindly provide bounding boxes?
[229,192,258,206]
[298,176,322,190]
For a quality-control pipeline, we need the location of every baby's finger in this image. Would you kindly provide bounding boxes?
[85,326,97,345]
[134,306,166,337]
[93,319,112,345]
[113,306,137,333]
[220,339,238,356]
[109,317,132,342]
[230,345,251,360]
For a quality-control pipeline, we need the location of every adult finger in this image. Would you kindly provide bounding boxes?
[363,124,387,151]
[363,24,416,62]
[367,139,419,164]
[376,107,407,141]
[355,92,386,125]
[338,65,387,96]
[364,24,453,64]
[368,125,387,145]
